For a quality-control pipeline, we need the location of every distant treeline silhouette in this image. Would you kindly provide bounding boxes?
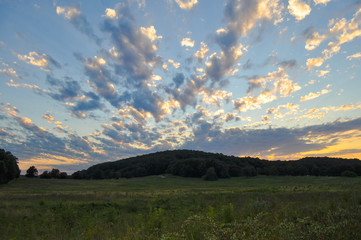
[71,150,361,180]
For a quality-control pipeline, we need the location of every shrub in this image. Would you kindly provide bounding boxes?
[341,170,358,177]
[203,167,218,181]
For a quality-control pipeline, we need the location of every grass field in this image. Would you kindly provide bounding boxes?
[1,175,361,239]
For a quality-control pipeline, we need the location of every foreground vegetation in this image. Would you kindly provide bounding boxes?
[1,176,361,239]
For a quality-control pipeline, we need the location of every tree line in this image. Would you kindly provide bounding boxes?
[1,149,361,184]
[25,166,68,179]
[72,150,361,180]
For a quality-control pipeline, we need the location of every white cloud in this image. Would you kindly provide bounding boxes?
[347,52,361,60]
[104,8,117,19]
[313,0,332,5]
[322,104,361,112]
[17,51,49,70]
[140,26,163,42]
[174,0,198,10]
[300,89,330,102]
[206,0,283,83]
[247,67,301,97]
[181,37,195,48]
[233,91,277,112]
[288,0,311,21]
[0,68,19,78]
[194,42,209,61]
[317,69,329,77]
[56,6,81,20]
[168,59,180,69]
[306,7,361,69]
[140,26,162,50]
[6,79,48,95]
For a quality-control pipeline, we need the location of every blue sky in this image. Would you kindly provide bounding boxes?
[0,0,361,173]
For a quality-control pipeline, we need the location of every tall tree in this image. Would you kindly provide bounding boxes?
[0,149,21,184]
[25,166,38,178]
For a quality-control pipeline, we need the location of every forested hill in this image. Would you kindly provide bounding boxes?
[72,150,361,180]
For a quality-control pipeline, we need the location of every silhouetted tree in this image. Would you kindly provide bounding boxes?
[50,168,60,178]
[39,171,51,179]
[0,149,20,184]
[59,172,68,179]
[72,170,86,179]
[25,166,38,178]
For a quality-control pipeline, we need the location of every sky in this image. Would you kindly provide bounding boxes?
[0,0,361,173]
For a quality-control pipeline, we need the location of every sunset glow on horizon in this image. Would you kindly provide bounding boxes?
[1,0,361,173]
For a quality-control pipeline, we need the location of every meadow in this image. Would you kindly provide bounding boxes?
[1,175,361,239]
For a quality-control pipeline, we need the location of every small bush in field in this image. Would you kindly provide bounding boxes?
[203,167,218,181]
[341,170,357,177]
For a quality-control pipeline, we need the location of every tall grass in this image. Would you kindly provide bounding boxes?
[1,176,361,239]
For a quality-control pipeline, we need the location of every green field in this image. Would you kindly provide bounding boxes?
[1,176,361,239]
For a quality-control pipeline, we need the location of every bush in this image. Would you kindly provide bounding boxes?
[40,171,51,179]
[341,170,358,177]
[203,167,218,181]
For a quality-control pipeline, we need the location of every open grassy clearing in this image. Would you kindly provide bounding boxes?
[1,176,361,239]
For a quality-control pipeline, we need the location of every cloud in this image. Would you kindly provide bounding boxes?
[17,52,48,69]
[194,42,209,62]
[234,91,277,112]
[173,73,185,88]
[68,92,102,119]
[300,89,330,102]
[167,79,201,110]
[56,6,81,20]
[43,113,55,122]
[234,68,300,112]
[168,59,180,69]
[140,26,163,44]
[313,0,332,5]
[247,68,301,96]
[347,52,361,60]
[104,8,117,19]
[277,59,297,69]
[316,69,329,77]
[99,3,171,121]
[182,117,361,158]
[174,0,198,10]
[6,79,48,95]
[206,0,283,83]
[57,6,101,45]
[181,37,195,48]
[205,43,246,84]
[201,89,232,106]
[288,0,311,21]
[0,68,19,78]
[321,104,361,112]
[2,105,67,155]
[101,3,159,88]
[267,103,299,119]
[306,7,361,69]
[83,56,118,103]
[48,78,83,101]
